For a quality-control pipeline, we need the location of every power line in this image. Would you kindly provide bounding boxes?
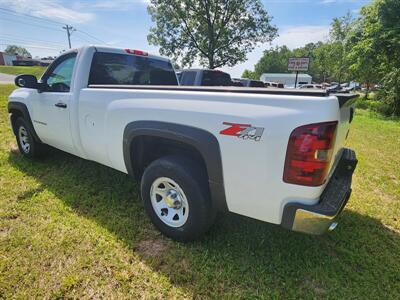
[0,34,67,47]
[0,16,65,32]
[0,16,103,48]
[0,43,61,51]
[0,6,108,46]
[76,29,107,44]
[0,39,65,51]
[0,7,66,26]
[72,33,95,44]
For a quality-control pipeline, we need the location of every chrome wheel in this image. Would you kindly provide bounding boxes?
[18,126,30,153]
[150,177,189,227]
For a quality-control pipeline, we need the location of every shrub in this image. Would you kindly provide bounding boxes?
[354,96,394,116]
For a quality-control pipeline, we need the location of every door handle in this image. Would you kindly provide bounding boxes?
[55,102,67,108]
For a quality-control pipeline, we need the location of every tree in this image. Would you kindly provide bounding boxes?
[346,20,379,98]
[253,46,291,78]
[4,45,31,57]
[313,42,336,83]
[292,42,327,82]
[241,69,257,79]
[350,0,400,115]
[329,12,354,84]
[252,43,332,82]
[147,0,277,69]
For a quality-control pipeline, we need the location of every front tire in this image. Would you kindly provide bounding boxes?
[141,156,215,242]
[14,117,45,158]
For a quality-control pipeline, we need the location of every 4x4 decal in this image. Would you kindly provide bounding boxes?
[220,122,264,141]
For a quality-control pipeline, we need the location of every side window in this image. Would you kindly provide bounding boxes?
[45,54,77,92]
[180,71,197,86]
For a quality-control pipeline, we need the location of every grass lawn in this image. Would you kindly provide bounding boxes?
[1,84,399,299]
[0,65,46,78]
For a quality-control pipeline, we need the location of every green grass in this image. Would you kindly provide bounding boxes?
[0,65,46,78]
[1,84,399,299]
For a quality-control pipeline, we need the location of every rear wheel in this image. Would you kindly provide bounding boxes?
[141,155,215,242]
[14,117,45,158]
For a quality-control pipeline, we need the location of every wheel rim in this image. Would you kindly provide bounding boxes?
[18,126,30,153]
[150,177,189,228]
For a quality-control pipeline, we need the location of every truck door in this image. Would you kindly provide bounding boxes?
[32,52,77,154]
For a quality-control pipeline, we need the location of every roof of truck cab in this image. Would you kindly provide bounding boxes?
[72,45,171,62]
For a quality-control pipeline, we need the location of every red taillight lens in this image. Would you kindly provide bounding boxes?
[125,49,148,56]
[283,121,338,186]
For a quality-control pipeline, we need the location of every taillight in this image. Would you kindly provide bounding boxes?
[125,49,148,56]
[283,121,338,186]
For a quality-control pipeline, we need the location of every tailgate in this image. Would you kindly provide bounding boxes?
[329,93,358,174]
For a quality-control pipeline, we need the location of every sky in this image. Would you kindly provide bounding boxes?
[0,0,371,77]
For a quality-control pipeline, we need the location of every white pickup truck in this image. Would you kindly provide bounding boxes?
[8,46,357,241]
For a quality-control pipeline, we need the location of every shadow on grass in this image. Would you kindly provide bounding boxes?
[8,149,400,298]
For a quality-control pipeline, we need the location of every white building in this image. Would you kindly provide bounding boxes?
[260,73,312,88]
[0,52,17,66]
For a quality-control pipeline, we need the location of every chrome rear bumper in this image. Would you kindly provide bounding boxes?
[281,148,357,235]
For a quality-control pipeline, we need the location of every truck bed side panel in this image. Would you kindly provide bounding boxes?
[78,88,341,224]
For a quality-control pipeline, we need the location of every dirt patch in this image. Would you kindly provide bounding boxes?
[9,142,19,154]
[136,239,169,258]
[0,227,12,238]
[383,224,400,234]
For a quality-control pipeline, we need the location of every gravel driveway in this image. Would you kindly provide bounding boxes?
[0,73,15,84]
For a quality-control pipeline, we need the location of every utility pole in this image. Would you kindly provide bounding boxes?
[62,25,75,49]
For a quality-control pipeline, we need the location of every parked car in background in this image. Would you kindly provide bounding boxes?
[231,79,244,87]
[326,84,340,92]
[260,73,312,88]
[298,84,323,89]
[264,81,284,88]
[327,84,348,93]
[8,46,358,241]
[179,69,232,86]
[233,78,265,88]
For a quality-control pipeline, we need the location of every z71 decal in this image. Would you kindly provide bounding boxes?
[220,122,264,141]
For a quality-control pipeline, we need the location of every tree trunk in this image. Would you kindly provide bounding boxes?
[394,84,400,117]
[208,55,215,69]
[364,82,369,99]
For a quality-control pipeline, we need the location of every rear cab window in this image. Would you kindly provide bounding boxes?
[88,52,178,85]
[201,71,232,86]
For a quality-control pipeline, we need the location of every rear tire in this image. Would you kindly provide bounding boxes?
[141,155,215,242]
[14,117,46,158]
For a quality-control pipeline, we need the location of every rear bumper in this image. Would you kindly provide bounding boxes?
[281,148,358,235]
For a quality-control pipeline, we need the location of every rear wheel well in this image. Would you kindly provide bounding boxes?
[130,136,208,182]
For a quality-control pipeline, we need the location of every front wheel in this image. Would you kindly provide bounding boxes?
[140,156,215,242]
[14,117,45,158]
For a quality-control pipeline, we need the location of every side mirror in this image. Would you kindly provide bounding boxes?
[15,74,39,89]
